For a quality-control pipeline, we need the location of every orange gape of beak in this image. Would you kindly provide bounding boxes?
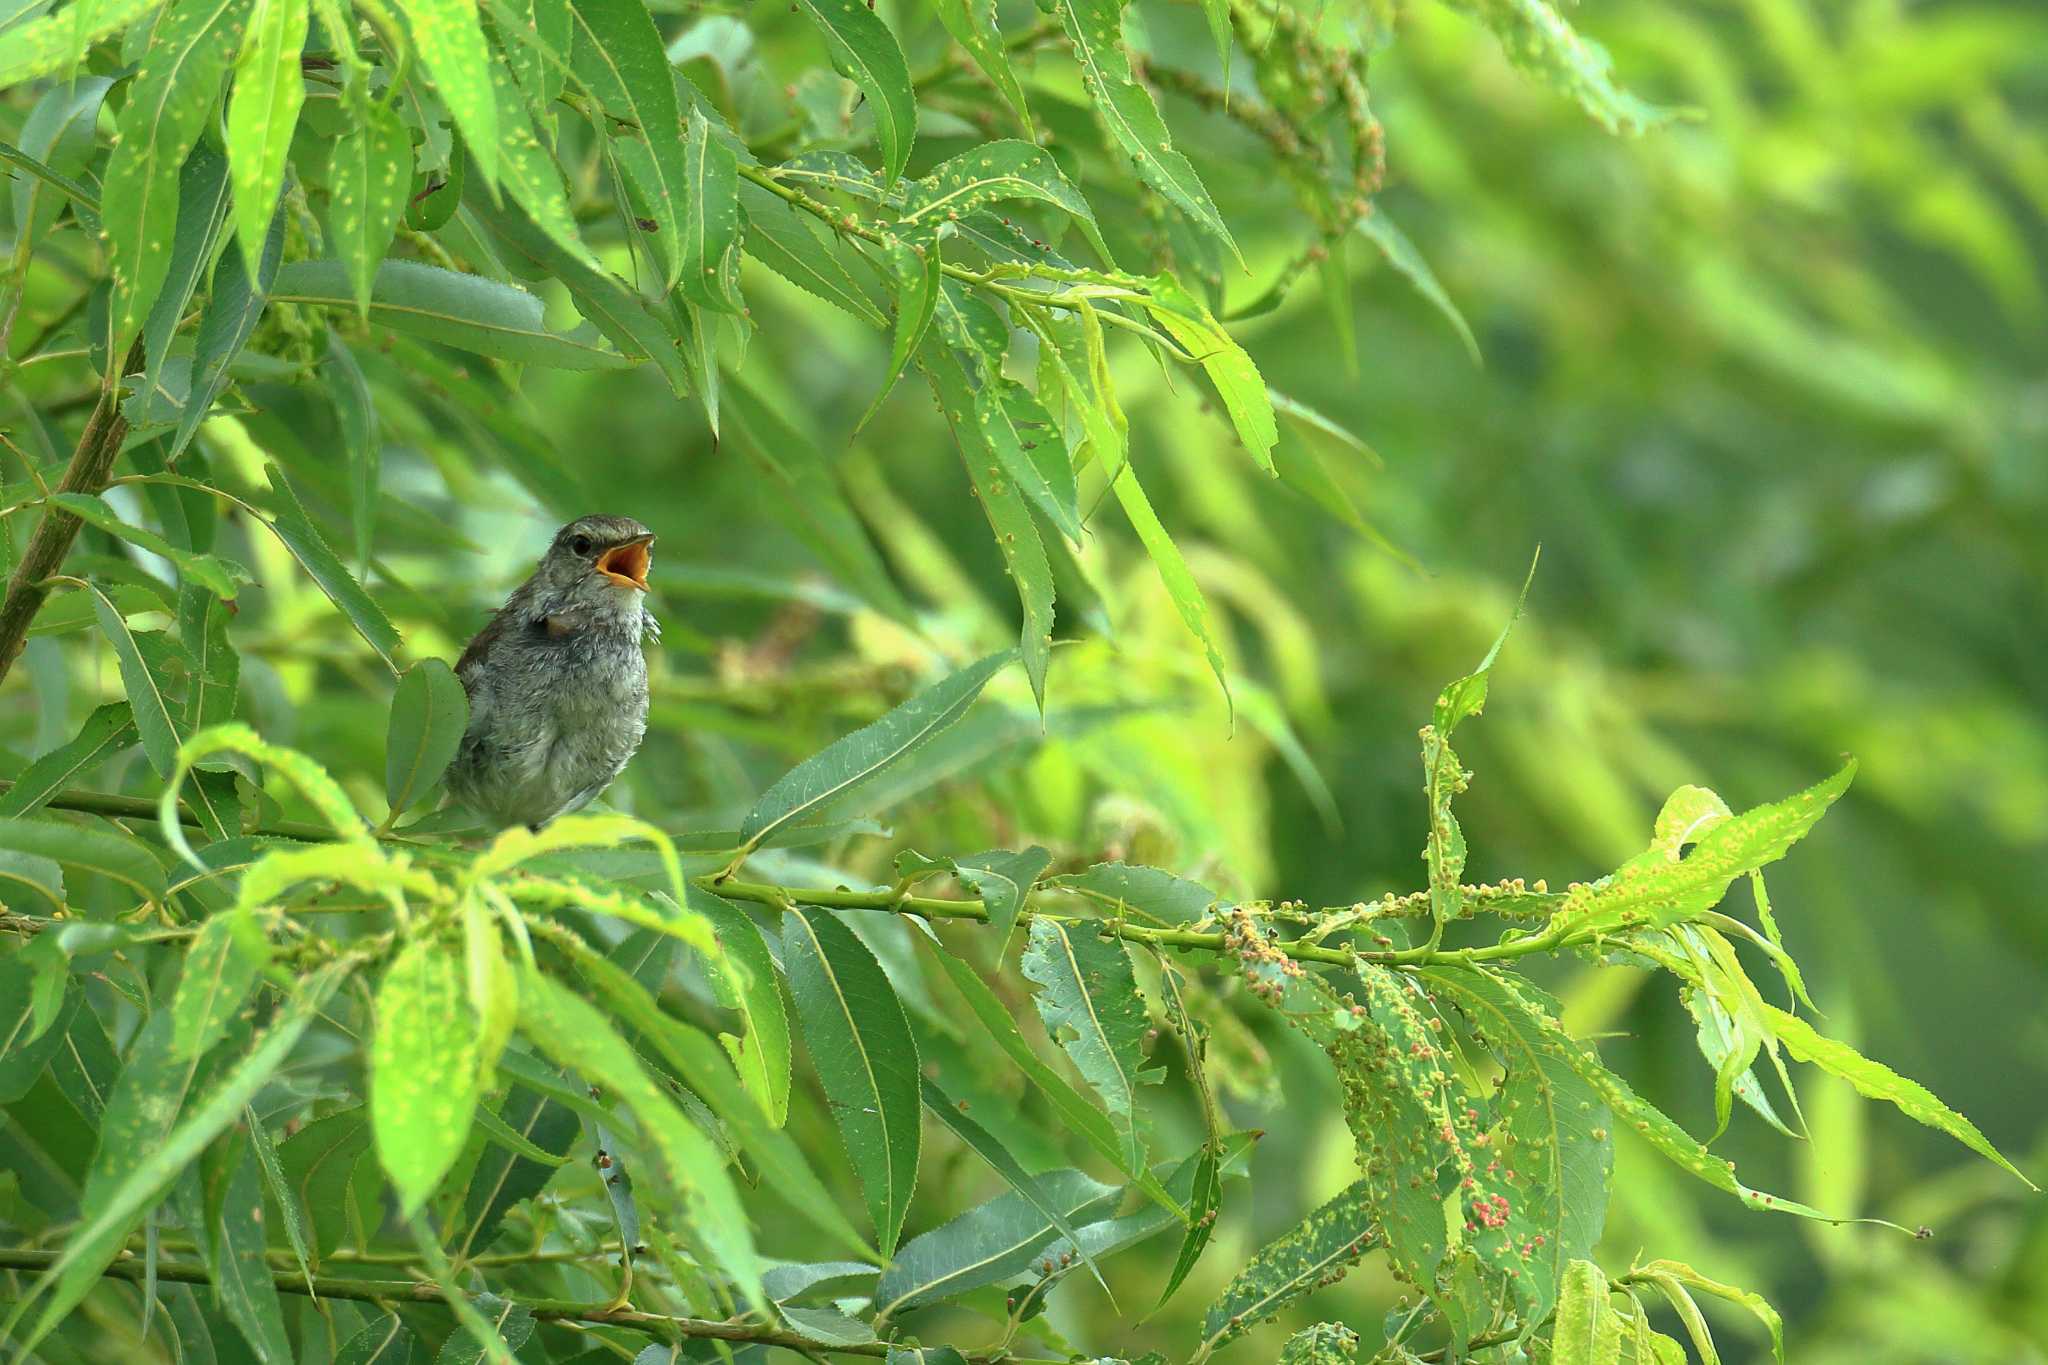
[595,537,652,591]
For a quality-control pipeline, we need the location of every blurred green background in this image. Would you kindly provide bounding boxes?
[7,0,2044,1358]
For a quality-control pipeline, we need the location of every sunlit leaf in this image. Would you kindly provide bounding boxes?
[372,939,484,1215]
[329,103,414,320]
[224,0,307,273]
[397,0,500,182]
[1553,1259,1623,1365]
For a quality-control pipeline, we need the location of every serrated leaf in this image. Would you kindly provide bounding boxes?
[140,143,232,404]
[329,102,414,319]
[1554,1259,1623,1365]
[516,966,764,1304]
[1447,0,1678,134]
[49,494,248,598]
[930,0,1030,131]
[243,1107,314,1294]
[1761,1003,2034,1189]
[896,845,1050,941]
[687,883,792,1125]
[397,0,500,182]
[1197,1179,1377,1352]
[384,659,468,817]
[1054,0,1236,256]
[1020,919,1155,1168]
[920,934,1187,1222]
[740,181,887,327]
[171,911,268,1058]
[682,105,744,311]
[902,140,1109,261]
[278,1108,376,1259]
[568,0,690,288]
[225,0,306,273]
[5,965,345,1356]
[977,376,1081,546]
[1355,209,1481,366]
[923,343,1055,707]
[100,0,253,348]
[858,234,941,432]
[1627,1259,1780,1364]
[789,0,916,185]
[0,703,137,818]
[372,940,484,1215]
[873,1168,1120,1318]
[263,460,403,669]
[271,258,635,369]
[784,907,921,1254]
[738,649,1014,851]
[481,43,593,268]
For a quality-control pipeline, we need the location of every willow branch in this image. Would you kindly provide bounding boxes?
[0,335,145,685]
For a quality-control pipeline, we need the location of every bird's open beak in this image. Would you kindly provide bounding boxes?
[595,534,654,592]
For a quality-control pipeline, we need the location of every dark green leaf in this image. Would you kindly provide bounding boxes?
[1354,210,1481,366]
[0,703,136,818]
[211,1142,291,1363]
[858,234,941,432]
[334,1313,416,1365]
[1197,1179,1376,1352]
[1048,862,1218,925]
[568,0,692,287]
[740,181,888,327]
[902,140,1109,262]
[171,205,285,461]
[789,0,916,184]
[783,907,921,1254]
[681,106,744,311]
[139,142,232,404]
[50,494,248,598]
[1020,919,1156,1167]
[263,460,403,670]
[0,816,166,904]
[873,1168,1119,1318]
[384,659,468,818]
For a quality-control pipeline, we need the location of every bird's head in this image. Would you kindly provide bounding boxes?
[535,514,656,615]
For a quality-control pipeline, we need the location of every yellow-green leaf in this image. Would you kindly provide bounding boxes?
[371,939,484,1215]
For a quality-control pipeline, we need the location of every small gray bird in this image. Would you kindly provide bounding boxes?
[447,515,661,831]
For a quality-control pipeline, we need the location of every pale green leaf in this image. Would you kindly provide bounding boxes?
[329,102,414,319]
[1553,1259,1622,1365]
[224,0,307,273]
[397,0,500,182]
[372,939,485,1215]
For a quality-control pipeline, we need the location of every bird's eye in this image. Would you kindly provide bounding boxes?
[570,535,593,557]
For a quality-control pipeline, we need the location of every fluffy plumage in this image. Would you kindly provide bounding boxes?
[446,515,660,831]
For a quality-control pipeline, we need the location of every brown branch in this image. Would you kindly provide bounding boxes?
[0,336,146,685]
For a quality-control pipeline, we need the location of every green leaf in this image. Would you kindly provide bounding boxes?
[384,659,468,818]
[278,1108,377,1259]
[372,939,485,1215]
[783,907,921,1254]
[0,815,166,904]
[688,883,792,1126]
[86,583,185,781]
[481,47,593,268]
[902,140,1110,262]
[136,141,232,410]
[1553,1260,1622,1365]
[457,1084,578,1257]
[789,0,916,185]
[1625,1259,1779,1364]
[334,1314,417,1365]
[1048,862,1219,925]
[322,332,382,570]
[1419,967,1614,1323]
[1278,1322,1360,1365]
[49,494,248,598]
[1110,458,1229,709]
[433,1292,535,1364]
[263,460,404,670]
[920,935,1186,1221]
[243,1108,314,1294]
[0,703,136,818]
[99,0,253,348]
[1020,919,1156,1168]
[929,0,1030,131]
[0,0,163,86]
[171,205,285,461]
[0,961,75,1101]
[1053,0,1237,257]
[225,0,307,273]
[1444,0,1678,134]
[740,182,888,328]
[567,0,691,288]
[4,965,345,1356]
[171,911,269,1058]
[1355,209,1481,366]
[271,258,635,369]
[212,1142,292,1363]
[516,965,765,1305]
[1760,1003,2035,1189]
[397,0,500,183]
[1145,280,1277,473]
[329,102,415,320]
[858,234,941,432]
[896,845,1050,941]
[11,77,113,242]
[1560,762,1856,938]
[738,650,1014,851]
[1196,1178,1377,1352]
[681,105,744,311]
[873,1168,1120,1318]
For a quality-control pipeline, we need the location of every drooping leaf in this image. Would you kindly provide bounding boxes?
[139,143,232,403]
[1020,919,1157,1168]
[456,1084,578,1258]
[568,0,692,287]
[1145,280,1277,473]
[263,461,404,670]
[1445,0,1679,134]
[858,234,941,432]
[688,883,793,1126]
[100,0,253,348]
[12,77,112,242]
[515,966,765,1305]
[737,650,1015,851]
[271,259,635,369]
[1196,1179,1376,1353]
[1354,209,1481,366]
[789,0,916,185]
[783,907,921,1254]
[329,102,415,319]
[384,659,469,818]
[1627,1259,1784,1364]
[740,182,888,328]
[873,1168,1120,1318]
[929,0,1031,131]
[372,939,485,1215]
[224,0,307,273]
[1053,0,1236,256]
[901,141,1110,262]
[211,1142,292,1363]
[681,105,744,311]
[397,0,500,182]
[49,494,248,598]
[170,206,285,461]
[1553,1259,1623,1365]
[480,47,594,267]
[86,584,185,781]
[171,911,269,1058]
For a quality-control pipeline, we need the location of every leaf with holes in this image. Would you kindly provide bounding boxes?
[1020,919,1158,1169]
